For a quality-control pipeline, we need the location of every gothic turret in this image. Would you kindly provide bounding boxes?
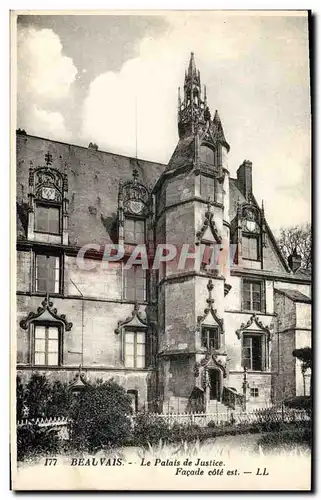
[178,52,206,139]
[168,53,230,173]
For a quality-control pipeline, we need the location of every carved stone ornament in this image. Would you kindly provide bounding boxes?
[193,349,228,384]
[68,366,88,391]
[196,279,224,334]
[241,204,260,234]
[114,302,148,334]
[29,153,69,205]
[20,294,73,331]
[195,200,222,245]
[118,168,151,217]
[235,313,272,341]
[35,168,63,202]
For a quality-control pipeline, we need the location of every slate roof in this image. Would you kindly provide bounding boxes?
[166,136,195,172]
[16,134,166,248]
[295,268,312,278]
[229,177,247,220]
[275,288,311,303]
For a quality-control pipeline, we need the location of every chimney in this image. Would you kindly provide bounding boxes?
[288,249,302,273]
[237,160,252,200]
[88,142,98,150]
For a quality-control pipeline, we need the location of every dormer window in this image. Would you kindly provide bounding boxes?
[200,144,222,168]
[242,234,259,261]
[200,145,215,165]
[27,153,69,245]
[118,167,151,248]
[239,205,262,262]
[124,218,145,245]
[35,204,60,234]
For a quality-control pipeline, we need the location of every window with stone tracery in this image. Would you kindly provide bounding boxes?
[27,152,69,245]
[118,167,151,248]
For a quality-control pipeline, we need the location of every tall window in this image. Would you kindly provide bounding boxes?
[200,146,215,165]
[124,330,146,368]
[242,334,266,371]
[242,235,259,260]
[243,280,263,312]
[123,266,146,301]
[124,218,145,244]
[200,175,215,202]
[35,255,60,294]
[201,326,220,350]
[35,204,60,234]
[33,324,61,366]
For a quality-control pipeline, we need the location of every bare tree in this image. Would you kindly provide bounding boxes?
[277,223,312,271]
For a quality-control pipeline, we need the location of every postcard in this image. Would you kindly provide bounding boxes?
[11,9,312,491]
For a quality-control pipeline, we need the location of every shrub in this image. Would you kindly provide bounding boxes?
[23,373,51,419]
[19,373,72,419]
[207,420,216,429]
[171,423,204,442]
[46,380,72,418]
[17,423,60,462]
[284,396,312,411]
[69,379,132,452]
[132,416,218,446]
[258,427,312,451]
[133,412,172,446]
[16,376,25,421]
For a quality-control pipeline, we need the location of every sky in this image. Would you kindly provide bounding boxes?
[16,12,311,233]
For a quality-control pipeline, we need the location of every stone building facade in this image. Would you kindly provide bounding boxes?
[16,53,311,412]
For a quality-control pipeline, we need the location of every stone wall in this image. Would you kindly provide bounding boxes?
[228,371,272,409]
[272,290,311,401]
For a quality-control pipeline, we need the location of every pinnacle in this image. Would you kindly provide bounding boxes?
[188,51,197,76]
[213,109,221,123]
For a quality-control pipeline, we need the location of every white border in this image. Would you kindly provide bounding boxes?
[2,2,318,498]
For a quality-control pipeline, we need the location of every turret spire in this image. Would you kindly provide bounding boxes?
[178,52,204,138]
[172,52,230,171]
[188,52,197,77]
